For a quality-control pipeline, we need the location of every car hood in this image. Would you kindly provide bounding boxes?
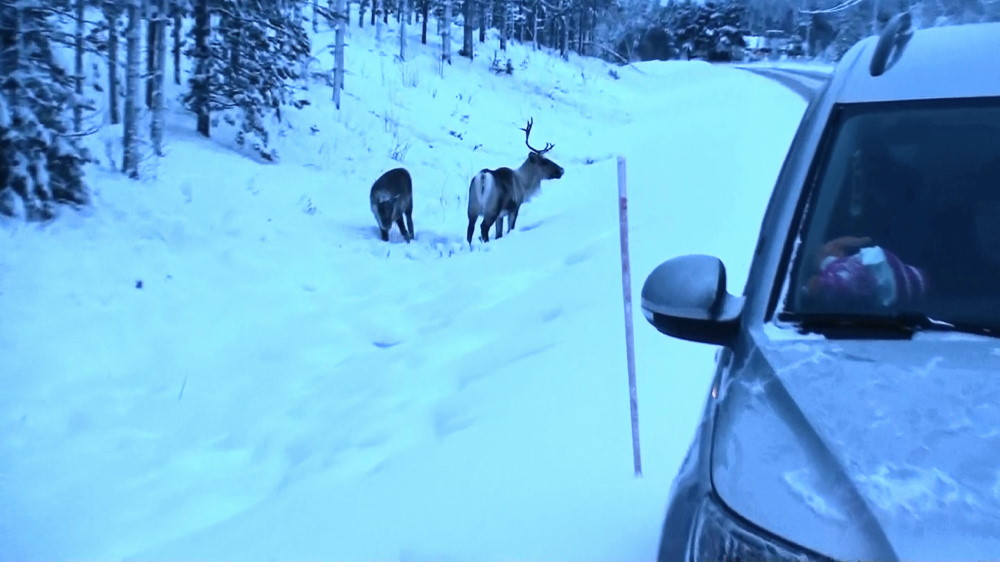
[711,332,1000,561]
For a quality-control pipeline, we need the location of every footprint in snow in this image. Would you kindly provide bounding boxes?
[564,245,595,266]
[432,403,476,439]
[360,310,407,349]
[540,306,563,323]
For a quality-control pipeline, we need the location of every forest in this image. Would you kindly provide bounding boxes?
[1,0,997,220]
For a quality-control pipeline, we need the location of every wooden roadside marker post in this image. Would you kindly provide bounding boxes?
[617,155,642,477]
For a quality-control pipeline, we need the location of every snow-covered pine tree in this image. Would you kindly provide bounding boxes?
[698,0,747,60]
[187,0,211,136]
[182,0,310,160]
[829,0,872,60]
[589,0,633,62]
[512,0,521,41]
[0,0,90,219]
[239,0,310,159]
[74,0,85,132]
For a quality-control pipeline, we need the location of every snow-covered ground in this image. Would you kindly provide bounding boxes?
[0,14,807,561]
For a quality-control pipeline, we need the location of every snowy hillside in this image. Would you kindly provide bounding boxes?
[0,11,808,561]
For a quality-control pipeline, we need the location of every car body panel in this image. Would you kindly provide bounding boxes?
[712,332,1000,560]
[835,23,1000,104]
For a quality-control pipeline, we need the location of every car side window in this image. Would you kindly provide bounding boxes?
[782,99,1000,324]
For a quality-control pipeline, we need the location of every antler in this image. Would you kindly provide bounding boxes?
[520,118,555,155]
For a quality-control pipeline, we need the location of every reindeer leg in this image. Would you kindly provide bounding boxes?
[507,207,520,233]
[495,216,504,240]
[405,210,414,241]
[481,209,500,242]
[396,217,411,243]
[466,217,477,246]
[380,228,389,242]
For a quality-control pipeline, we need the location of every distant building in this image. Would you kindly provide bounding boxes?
[743,35,767,60]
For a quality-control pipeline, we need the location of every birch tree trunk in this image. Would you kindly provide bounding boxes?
[73,0,85,132]
[333,0,346,109]
[498,0,507,50]
[576,5,583,54]
[461,0,473,58]
[123,0,141,178]
[145,0,157,107]
[105,2,121,124]
[560,6,568,60]
[584,3,597,53]
[442,0,452,65]
[151,0,167,155]
[399,0,407,60]
[514,0,522,42]
[532,1,539,50]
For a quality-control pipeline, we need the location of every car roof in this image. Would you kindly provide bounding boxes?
[830,20,1000,104]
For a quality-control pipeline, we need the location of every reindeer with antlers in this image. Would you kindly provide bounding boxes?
[466,118,565,246]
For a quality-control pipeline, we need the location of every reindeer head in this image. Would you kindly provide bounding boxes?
[371,191,400,231]
[521,118,564,180]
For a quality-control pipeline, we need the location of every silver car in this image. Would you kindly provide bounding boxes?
[641,14,1000,561]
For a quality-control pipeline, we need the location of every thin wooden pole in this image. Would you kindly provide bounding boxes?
[617,155,642,477]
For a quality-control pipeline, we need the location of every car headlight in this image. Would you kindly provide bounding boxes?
[689,495,832,561]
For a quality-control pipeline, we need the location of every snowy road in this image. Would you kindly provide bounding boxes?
[736,64,833,100]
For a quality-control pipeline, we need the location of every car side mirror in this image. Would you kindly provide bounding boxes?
[640,254,744,347]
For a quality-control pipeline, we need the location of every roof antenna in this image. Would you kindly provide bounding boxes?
[870,11,914,77]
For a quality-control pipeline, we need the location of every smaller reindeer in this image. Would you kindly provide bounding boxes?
[369,167,415,243]
[466,118,564,246]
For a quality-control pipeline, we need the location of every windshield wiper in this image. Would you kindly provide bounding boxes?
[780,311,1000,340]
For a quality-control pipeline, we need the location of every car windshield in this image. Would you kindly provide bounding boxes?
[780,97,1000,330]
